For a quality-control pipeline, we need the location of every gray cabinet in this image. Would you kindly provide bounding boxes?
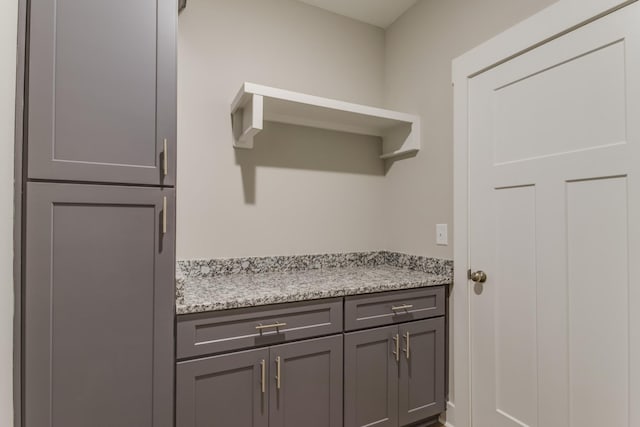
[24,183,175,427]
[270,335,343,427]
[177,298,343,359]
[27,0,176,185]
[177,348,269,427]
[345,287,445,332]
[398,319,446,426]
[21,0,177,424]
[344,325,399,427]
[345,319,445,427]
[177,335,343,427]
[175,286,447,427]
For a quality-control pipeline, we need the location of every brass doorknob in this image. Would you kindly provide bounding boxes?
[470,270,487,283]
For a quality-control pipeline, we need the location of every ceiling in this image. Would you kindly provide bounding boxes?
[296,0,418,29]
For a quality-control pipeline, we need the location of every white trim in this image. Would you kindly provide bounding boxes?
[451,1,635,427]
[439,401,456,427]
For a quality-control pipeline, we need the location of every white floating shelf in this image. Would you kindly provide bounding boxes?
[230,83,421,160]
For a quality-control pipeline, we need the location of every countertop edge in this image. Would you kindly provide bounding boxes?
[176,278,451,316]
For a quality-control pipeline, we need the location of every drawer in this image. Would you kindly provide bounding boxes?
[345,286,445,331]
[177,298,343,359]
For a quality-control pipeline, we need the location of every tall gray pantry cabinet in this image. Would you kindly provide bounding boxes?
[21,0,177,426]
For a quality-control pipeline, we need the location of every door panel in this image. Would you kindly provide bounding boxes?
[493,185,538,426]
[24,183,175,427]
[176,348,270,427]
[28,0,176,185]
[566,177,629,427]
[344,325,399,427]
[493,40,626,164]
[269,335,343,427]
[398,318,446,426]
[469,3,640,427]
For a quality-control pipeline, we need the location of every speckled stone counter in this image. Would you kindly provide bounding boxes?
[176,251,453,315]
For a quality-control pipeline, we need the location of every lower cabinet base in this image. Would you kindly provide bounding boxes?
[176,286,448,427]
[406,415,441,427]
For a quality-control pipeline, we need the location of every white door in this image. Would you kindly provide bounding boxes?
[468,4,640,427]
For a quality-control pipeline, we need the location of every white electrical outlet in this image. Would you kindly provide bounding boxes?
[436,224,448,246]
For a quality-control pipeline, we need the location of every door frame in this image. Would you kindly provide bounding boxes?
[13,0,28,426]
[451,1,636,426]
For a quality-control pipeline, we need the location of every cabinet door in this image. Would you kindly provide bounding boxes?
[344,325,399,427]
[398,318,446,426]
[28,0,176,185]
[24,183,175,427]
[176,348,270,427]
[270,335,343,427]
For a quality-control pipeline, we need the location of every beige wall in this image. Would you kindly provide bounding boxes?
[177,0,387,259]
[383,0,557,260]
[177,0,559,261]
[1,0,18,424]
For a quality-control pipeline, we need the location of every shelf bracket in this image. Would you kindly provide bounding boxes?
[380,120,420,160]
[231,94,263,149]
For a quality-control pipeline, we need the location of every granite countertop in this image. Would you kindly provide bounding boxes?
[176,251,453,315]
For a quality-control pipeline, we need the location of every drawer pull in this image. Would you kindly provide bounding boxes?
[260,359,266,393]
[391,304,413,312]
[256,322,287,331]
[392,333,400,363]
[403,331,410,360]
[275,356,282,390]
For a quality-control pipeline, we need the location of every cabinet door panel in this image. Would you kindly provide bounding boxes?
[28,0,176,185]
[398,318,446,426]
[177,348,270,427]
[270,335,343,427]
[24,183,175,427]
[344,326,399,427]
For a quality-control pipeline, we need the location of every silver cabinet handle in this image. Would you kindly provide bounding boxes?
[255,322,287,331]
[162,196,167,234]
[260,359,266,394]
[391,304,413,312]
[403,331,410,360]
[163,138,168,177]
[275,356,281,390]
[392,333,400,363]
